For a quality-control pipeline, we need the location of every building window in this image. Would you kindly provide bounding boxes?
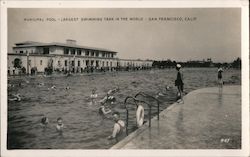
[65,60,68,67]
[91,51,94,57]
[85,50,89,56]
[96,60,99,67]
[111,54,114,58]
[20,51,23,54]
[106,61,109,66]
[102,52,105,57]
[95,52,99,57]
[64,48,69,55]
[86,60,89,66]
[110,62,112,67]
[40,60,43,65]
[78,60,80,66]
[91,60,94,66]
[43,47,49,54]
[71,60,75,66]
[71,49,76,55]
[82,50,85,56]
[77,49,81,55]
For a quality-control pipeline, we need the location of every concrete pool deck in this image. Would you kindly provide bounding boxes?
[111,85,241,149]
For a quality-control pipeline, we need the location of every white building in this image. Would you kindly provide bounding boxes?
[8,39,152,75]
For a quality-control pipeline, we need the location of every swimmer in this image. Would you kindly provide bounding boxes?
[38,82,45,87]
[107,112,125,142]
[8,94,21,102]
[40,115,49,127]
[99,88,117,105]
[65,85,70,90]
[158,92,165,96]
[18,82,22,87]
[8,84,14,88]
[48,85,56,90]
[107,87,119,95]
[90,89,98,99]
[165,85,171,91]
[51,85,56,89]
[99,104,112,116]
[56,117,64,132]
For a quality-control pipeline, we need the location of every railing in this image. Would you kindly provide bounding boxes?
[124,96,151,135]
[124,92,160,135]
[135,91,160,121]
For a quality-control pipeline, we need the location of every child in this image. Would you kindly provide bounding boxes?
[90,89,98,99]
[56,117,64,132]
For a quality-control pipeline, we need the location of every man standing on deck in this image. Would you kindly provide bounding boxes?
[175,64,184,103]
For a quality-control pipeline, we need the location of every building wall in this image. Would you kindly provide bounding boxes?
[13,47,36,54]
[8,54,50,75]
[118,59,152,68]
[8,54,152,75]
[50,46,64,55]
[8,44,152,75]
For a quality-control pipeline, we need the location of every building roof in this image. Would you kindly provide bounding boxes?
[14,41,117,53]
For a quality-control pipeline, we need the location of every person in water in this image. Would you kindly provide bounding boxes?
[107,112,125,142]
[51,85,56,89]
[175,64,184,103]
[218,67,223,88]
[100,87,119,105]
[65,84,70,90]
[56,117,64,132]
[90,89,98,99]
[40,115,49,128]
[8,93,21,102]
[99,104,112,116]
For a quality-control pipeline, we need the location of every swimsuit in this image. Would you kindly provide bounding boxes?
[218,71,222,79]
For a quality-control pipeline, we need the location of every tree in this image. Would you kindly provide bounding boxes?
[231,57,241,69]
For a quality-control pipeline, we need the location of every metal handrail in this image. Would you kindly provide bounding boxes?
[124,96,151,135]
[135,91,160,121]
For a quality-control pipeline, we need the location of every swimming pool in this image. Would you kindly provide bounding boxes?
[7,68,241,149]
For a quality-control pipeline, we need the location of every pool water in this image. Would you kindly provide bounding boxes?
[7,68,241,149]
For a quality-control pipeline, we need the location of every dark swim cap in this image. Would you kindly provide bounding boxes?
[41,117,48,124]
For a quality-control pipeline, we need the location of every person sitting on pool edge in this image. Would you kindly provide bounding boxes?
[107,111,125,142]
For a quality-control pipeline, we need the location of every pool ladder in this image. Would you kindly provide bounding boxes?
[124,92,160,135]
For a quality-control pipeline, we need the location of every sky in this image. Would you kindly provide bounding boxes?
[8,8,241,62]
